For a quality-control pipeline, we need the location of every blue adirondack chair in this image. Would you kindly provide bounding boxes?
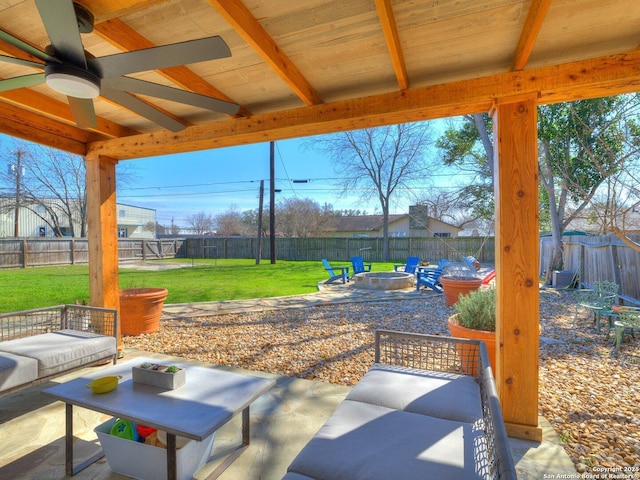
[350,256,372,275]
[416,258,448,292]
[322,259,350,284]
[394,256,420,274]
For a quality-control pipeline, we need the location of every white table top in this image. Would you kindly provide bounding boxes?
[42,358,275,440]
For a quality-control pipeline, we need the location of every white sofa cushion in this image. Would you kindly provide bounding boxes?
[0,352,38,391]
[286,399,486,480]
[0,330,116,377]
[345,363,483,424]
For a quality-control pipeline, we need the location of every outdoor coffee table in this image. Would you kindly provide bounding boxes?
[42,357,275,480]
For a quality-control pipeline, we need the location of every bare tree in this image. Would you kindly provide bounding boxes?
[595,157,640,250]
[0,142,87,236]
[0,139,138,238]
[414,191,463,225]
[214,207,245,236]
[186,211,214,235]
[277,197,333,237]
[310,122,434,260]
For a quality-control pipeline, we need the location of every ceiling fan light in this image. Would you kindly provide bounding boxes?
[45,64,100,99]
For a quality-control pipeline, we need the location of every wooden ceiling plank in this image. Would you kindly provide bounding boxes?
[375,0,409,90]
[511,0,553,71]
[80,0,171,23]
[88,49,640,161]
[93,19,250,117]
[0,88,138,139]
[207,0,323,106]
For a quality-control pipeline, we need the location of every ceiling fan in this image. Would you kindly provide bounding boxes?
[0,0,239,131]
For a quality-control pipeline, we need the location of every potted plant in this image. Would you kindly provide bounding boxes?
[447,287,496,373]
[439,262,483,306]
[132,362,185,389]
[119,287,169,336]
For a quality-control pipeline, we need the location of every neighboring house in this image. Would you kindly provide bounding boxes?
[563,208,640,235]
[321,205,463,238]
[0,197,156,238]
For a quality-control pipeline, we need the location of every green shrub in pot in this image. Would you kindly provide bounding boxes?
[453,287,496,332]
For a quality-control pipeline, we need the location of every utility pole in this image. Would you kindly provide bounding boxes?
[256,179,264,265]
[11,150,23,237]
[269,141,276,264]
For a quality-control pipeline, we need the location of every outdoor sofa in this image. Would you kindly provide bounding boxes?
[283,329,517,480]
[0,304,117,395]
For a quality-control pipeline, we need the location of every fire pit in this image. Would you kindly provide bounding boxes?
[353,271,414,290]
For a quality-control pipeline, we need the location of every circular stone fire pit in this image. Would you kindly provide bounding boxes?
[353,271,415,290]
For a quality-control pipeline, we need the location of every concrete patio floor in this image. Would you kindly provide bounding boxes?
[0,349,577,480]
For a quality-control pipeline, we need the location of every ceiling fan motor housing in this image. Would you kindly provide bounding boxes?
[45,63,100,98]
[73,2,94,34]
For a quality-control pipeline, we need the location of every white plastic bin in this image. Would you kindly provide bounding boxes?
[95,418,215,480]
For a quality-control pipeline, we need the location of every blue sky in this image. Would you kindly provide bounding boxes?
[3,119,467,230]
[118,137,357,227]
[117,123,462,229]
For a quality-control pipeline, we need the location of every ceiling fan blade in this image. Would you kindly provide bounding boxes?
[67,96,97,128]
[35,0,87,67]
[0,55,45,69]
[0,29,59,64]
[89,36,231,78]
[101,87,187,132]
[0,73,45,92]
[103,76,240,116]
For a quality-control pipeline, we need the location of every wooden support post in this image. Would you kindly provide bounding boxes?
[492,95,543,441]
[86,153,121,353]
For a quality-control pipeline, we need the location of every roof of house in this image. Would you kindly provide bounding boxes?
[327,214,463,232]
[328,214,407,232]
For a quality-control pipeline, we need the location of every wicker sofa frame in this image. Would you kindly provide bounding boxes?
[284,329,517,480]
[0,304,118,395]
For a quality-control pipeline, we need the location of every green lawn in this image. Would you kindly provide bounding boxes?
[0,259,398,313]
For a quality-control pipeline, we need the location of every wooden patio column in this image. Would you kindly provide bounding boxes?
[86,153,121,353]
[492,94,542,441]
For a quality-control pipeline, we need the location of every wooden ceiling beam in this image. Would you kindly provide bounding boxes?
[93,19,250,117]
[0,106,87,155]
[0,88,138,139]
[375,0,409,90]
[88,50,640,161]
[511,0,552,71]
[208,0,323,106]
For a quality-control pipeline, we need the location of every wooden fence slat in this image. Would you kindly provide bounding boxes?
[3,234,637,304]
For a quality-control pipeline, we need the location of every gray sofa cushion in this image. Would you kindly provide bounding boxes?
[345,363,483,423]
[287,399,486,480]
[0,352,38,391]
[0,330,116,377]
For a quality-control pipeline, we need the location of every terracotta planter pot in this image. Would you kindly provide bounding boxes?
[447,314,496,375]
[119,288,168,336]
[440,276,482,306]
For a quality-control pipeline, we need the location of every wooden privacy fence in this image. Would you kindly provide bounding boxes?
[540,234,640,305]
[0,236,494,268]
[0,238,185,268]
[182,236,496,265]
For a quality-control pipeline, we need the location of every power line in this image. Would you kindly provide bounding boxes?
[117,172,473,194]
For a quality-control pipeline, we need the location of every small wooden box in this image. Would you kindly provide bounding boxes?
[132,364,185,390]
